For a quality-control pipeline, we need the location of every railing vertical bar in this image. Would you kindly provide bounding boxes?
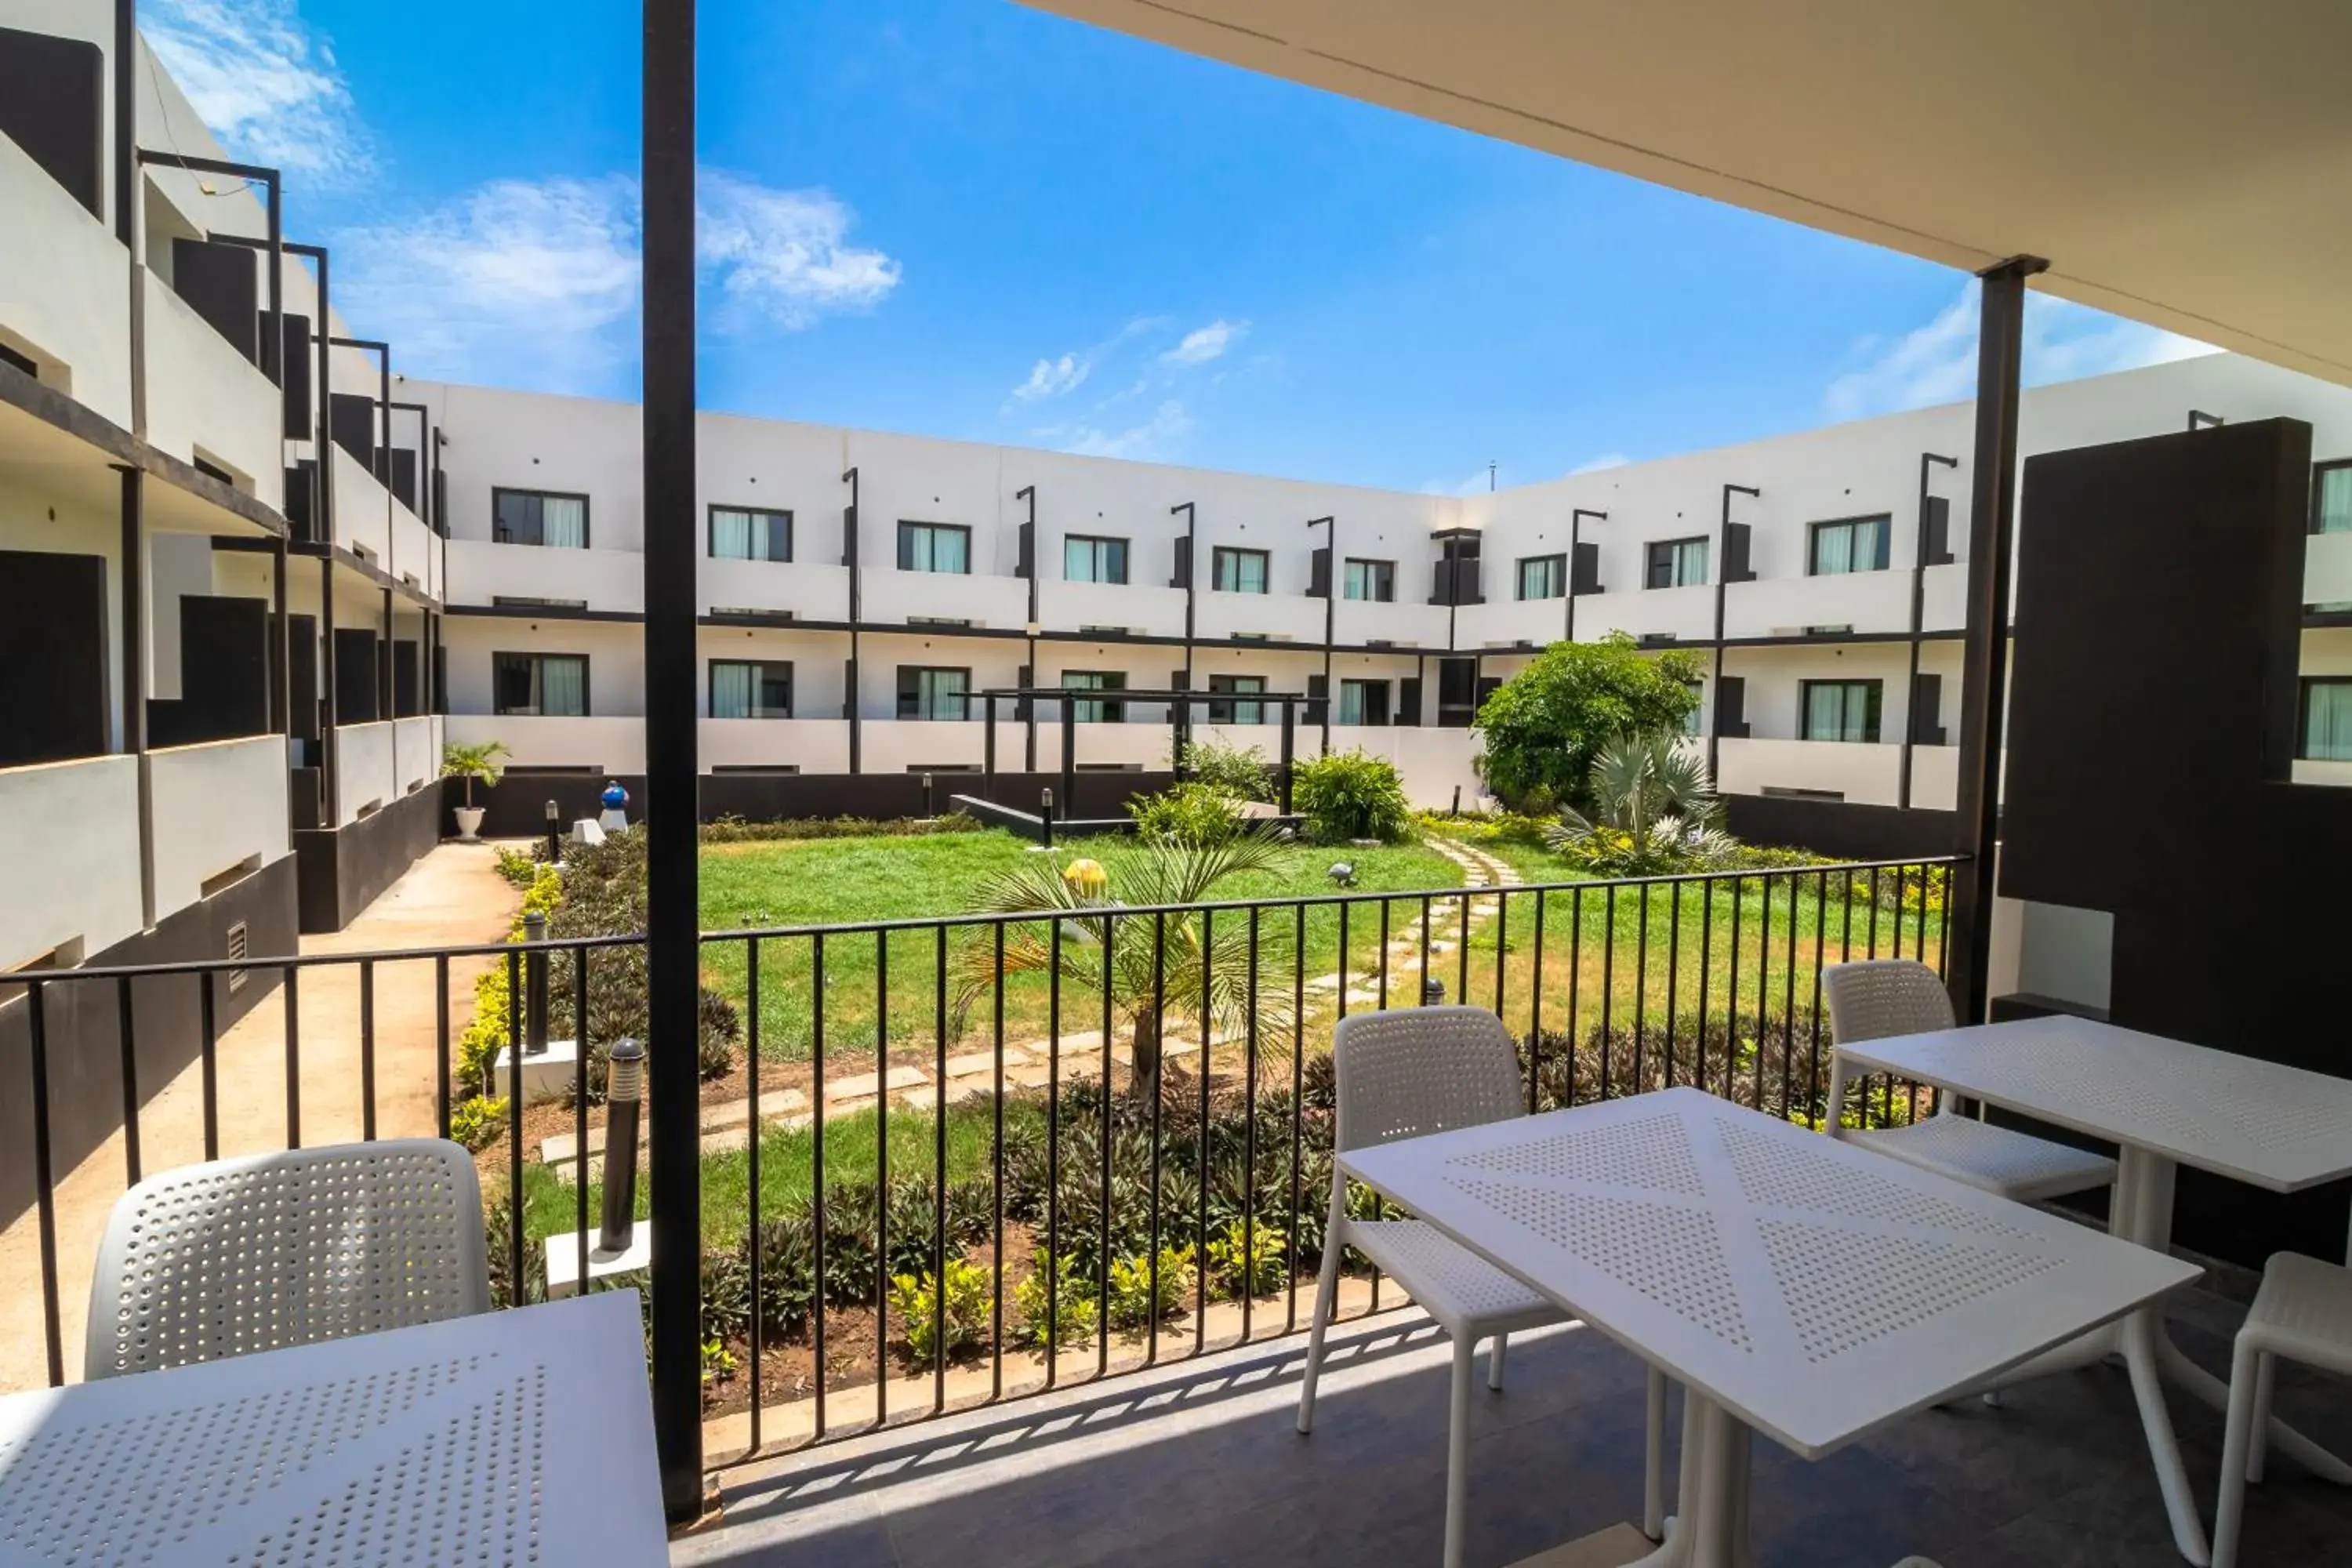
[1287,900,1305,1337]
[1336,901,1350,1021]
[284,964,301,1149]
[1906,862,1925,1119]
[1696,877,1713,1100]
[505,948,524,1301]
[1936,863,1954,979]
[1196,906,1213,1352]
[1242,904,1261,1346]
[1046,917,1062,1387]
[573,947,590,1347]
[27,980,64,1388]
[1377,898,1391,1011]
[434,953,452,1142]
[1097,914,1113,1379]
[115,974,140,1187]
[992,921,1007,1399]
[1457,889,1471,1001]
[1807,869,1829,1128]
[1781,873,1802,1122]
[749,936,765,1450]
[200,971,220,1161]
[1418,893,1432,1004]
[1632,884,1650,1092]
[1599,885,1617,1098]
[1492,888,1509,1022]
[1836,870,1855,1128]
[1566,887,1584,1103]
[1527,889,1547,1112]
[359,958,377,1142]
[811,932,829,1439]
[876,927,891,1428]
[1664,882,1682,1089]
[1146,910,1166,1367]
[1726,875,1744,1105]
[1754,878,1775,1114]
[938,922,953,1413]
[1867,866,1883,958]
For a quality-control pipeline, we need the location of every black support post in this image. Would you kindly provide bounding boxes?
[118,466,154,927]
[1900,452,1959,810]
[1708,485,1760,781]
[1308,516,1334,751]
[271,535,290,734]
[642,0,703,1519]
[1279,702,1296,814]
[843,466,861,775]
[1060,697,1076,817]
[1947,257,2047,1026]
[1172,502,1197,687]
[320,557,337,819]
[1567,508,1606,642]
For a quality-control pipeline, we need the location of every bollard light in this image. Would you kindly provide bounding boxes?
[522,910,550,1057]
[1422,975,1446,1007]
[1040,786,1056,850]
[1450,784,1462,817]
[599,1036,646,1252]
[543,797,561,862]
[922,771,935,818]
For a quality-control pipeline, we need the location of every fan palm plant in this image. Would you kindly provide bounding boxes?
[950,832,1298,1097]
[1544,733,1737,875]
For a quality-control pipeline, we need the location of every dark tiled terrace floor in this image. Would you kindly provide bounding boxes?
[677,1284,2352,1568]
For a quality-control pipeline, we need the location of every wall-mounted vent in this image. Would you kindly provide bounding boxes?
[225,921,250,994]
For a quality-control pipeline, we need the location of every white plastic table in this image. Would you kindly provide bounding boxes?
[1833,1014,2352,1565]
[0,1290,666,1566]
[1339,1085,2198,1568]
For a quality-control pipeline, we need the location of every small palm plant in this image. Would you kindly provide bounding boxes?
[441,739,511,808]
[949,832,1298,1097]
[1544,733,1736,876]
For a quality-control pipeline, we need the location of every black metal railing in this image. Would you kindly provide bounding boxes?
[3,854,1955,1464]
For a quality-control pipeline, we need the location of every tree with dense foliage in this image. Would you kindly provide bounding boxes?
[1474,634,1704,810]
[1290,750,1412,844]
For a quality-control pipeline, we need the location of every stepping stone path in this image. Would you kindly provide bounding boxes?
[541,833,1529,1182]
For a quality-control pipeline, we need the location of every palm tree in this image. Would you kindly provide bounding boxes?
[440,739,512,808]
[950,832,1298,1097]
[1544,733,1736,873]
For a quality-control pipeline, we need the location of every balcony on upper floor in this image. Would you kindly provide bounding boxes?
[1331,595,1451,648]
[1716,735,1904,806]
[445,538,644,616]
[0,129,132,430]
[1036,576,1189,640]
[862,567,1030,631]
[445,712,646,776]
[147,734,290,919]
[142,272,281,511]
[1565,583,1717,645]
[1451,594,1570,650]
[702,557,849,623]
[1722,568,1913,641]
[329,716,438,827]
[702,717,853,774]
[2307,531,2352,607]
[0,753,143,973]
[1194,587,1325,644]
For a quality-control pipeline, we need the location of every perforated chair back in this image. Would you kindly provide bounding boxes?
[1331,1006,1526,1155]
[1823,960,1955,1047]
[85,1138,492,1381]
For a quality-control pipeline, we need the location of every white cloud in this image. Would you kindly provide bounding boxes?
[1827,285,2217,421]
[1568,452,1631,476]
[1421,467,1500,497]
[336,170,899,394]
[1012,354,1090,402]
[697,169,901,331]
[144,0,373,185]
[1061,401,1194,462]
[1162,318,1247,367]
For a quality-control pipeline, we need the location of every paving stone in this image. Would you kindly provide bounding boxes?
[942,1050,1025,1078]
[702,1087,810,1130]
[823,1065,927,1102]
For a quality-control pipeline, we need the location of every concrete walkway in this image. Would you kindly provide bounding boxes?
[0,840,521,1395]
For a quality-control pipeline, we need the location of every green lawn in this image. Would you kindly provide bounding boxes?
[695,829,1465,1058]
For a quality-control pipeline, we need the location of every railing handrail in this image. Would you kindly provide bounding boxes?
[17,853,1965,985]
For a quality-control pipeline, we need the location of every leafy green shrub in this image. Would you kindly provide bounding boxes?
[1206,1218,1287,1299]
[1418,810,1553,849]
[1127,782,1244,847]
[1107,1244,1194,1328]
[448,1094,506,1152]
[1291,750,1412,844]
[1175,738,1273,803]
[699,811,982,843]
[890,1258,994,1365]
[492,844,543,887]
[1014,1249,1098,1349]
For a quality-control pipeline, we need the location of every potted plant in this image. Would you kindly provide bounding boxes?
[441,740,511,841]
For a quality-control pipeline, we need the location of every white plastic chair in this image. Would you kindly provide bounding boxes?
[1822,960,2118,1204]
[1296,1007,1666,1568]
[85,1138,492,1381]
[2212,1251,2352,1567]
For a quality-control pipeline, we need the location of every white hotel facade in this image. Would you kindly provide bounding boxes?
[7,5,2352,989]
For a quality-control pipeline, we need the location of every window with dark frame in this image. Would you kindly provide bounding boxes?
[709,506,791,562]
[1799,678,1882,742]
[2314,461,2352,535]
[1343,558,1396,602]
[1682,680,1704,737]
[1211,546,1270,593]
[1207,672,1266,724]
[710,659,792,719]
[2300,677,2352,761]
[1516,554,1566,600]
[897,665,971,720]
[1338,678,1390,726]
[1645,538,1708,589]
[492,652,589,717]
[1063,535,1130,584]
[1061,670,1127,723]
[1808,514,1893,575]
[492,488,590,549]
[897,521,971,574]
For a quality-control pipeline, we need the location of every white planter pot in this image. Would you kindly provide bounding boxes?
[455,805,487,842]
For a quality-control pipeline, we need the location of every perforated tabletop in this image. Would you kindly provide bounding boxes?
[0,1290,666,1567]
[1339,1087,2200,1459]
[1837,1014,2352,1192]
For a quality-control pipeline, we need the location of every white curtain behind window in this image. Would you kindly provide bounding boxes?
[2321,470,2352,534]
[1814,524,1854,575]
[2309,684,2352,760]
[1853,517,1887,568]
[711,509,753,559]
[711,662,752,718]
[1671,539,1708,586]
[540,656,586,717]
[1804,683,1847,742]
[542,496,587,549]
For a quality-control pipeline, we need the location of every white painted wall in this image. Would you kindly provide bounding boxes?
[148,735,289,916]
[393,714,440,798]
[0,753,143,970]
[139,273,281,506]
[862,566,1029,629]
[447,538,643,612]
[442,616,644,717]
[333,447,392,565]
[704,557,843,620]
[0,130,132,426]
[703,718,852,773]
[334,720,396,825]
[447,713,644,775]
[1717,738,1904,805]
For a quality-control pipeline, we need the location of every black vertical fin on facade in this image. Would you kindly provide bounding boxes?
[1900,452,1959,808]
[1947,256,2046,1025]
[1708,486,1760,780]
[643,0,703,1519]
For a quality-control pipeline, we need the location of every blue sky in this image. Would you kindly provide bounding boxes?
[148,0,2209,492]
